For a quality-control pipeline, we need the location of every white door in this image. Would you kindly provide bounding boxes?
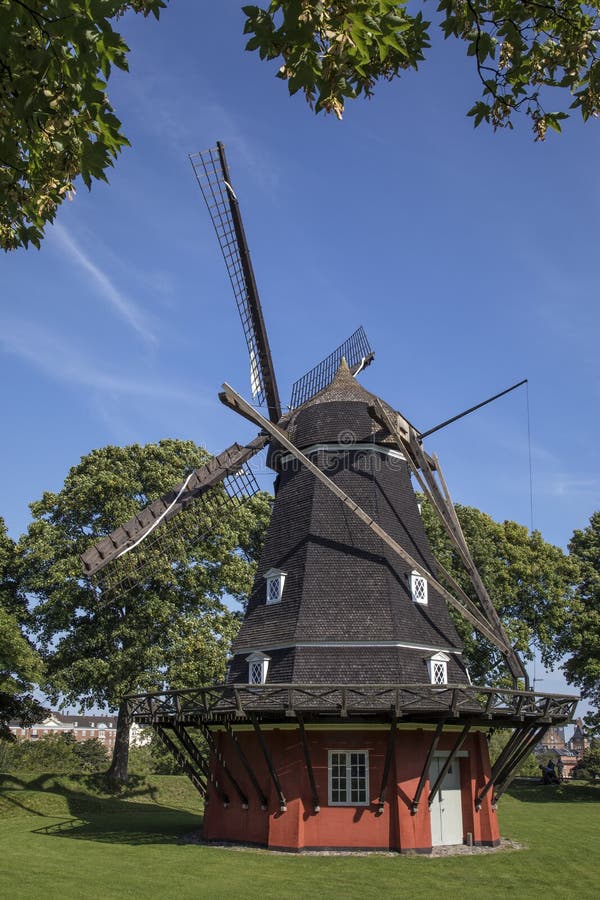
[429,756,464,846]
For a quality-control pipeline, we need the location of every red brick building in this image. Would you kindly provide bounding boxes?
[10,712,117,751]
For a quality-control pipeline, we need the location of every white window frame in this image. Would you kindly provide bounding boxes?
[328,750,370,807]
[410,570,428,604]
[246,652,270,685]
[265,567,286,605]
[427,652,450,686]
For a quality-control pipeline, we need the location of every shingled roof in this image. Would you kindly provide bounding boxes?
[229,362,467,687]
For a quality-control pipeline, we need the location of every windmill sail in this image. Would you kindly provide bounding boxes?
[81,435,267,580]
[190,143,281,422]
[289,326,374,409]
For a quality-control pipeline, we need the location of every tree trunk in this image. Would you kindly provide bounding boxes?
[105,700,131,787]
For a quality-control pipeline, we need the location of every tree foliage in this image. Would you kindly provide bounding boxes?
[573,743,600,780]
[243,1,600,137]
[0,0,168,251]
[18,439,271,781]
[0,517,45,740]
[128,729,186,775]
[559,511,600,732]
[1,731,110,772]
[420,500,578,685]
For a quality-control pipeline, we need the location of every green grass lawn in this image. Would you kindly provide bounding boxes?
[1,773,598,899]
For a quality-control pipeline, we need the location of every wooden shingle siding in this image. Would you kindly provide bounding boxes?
[229,363,463,687]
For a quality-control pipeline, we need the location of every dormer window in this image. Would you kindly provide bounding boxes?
[410,571,428,604]
[247,652,270,685]
[265,567,286,605]
[427,652,450,686]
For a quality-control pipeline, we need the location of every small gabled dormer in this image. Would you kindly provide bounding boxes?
[265,567,286,605]
[427,651,450,686]
[410,570,428,604]
[246,651,271,685]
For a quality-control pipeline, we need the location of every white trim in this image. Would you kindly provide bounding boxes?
[265,568,286,604]
[428,652,449,686]
[410,570,428,605]
[233,640,462,656]
[433,750,469,758]
[246,652,270,684]
[280,443,406,463]
[328,749,370,806]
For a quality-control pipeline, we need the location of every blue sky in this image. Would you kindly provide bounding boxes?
[2,3,598,705]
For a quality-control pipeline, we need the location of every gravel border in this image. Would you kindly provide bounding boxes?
[181,834,525,857]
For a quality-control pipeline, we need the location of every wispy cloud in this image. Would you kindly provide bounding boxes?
[545,475,600,499]
[123,72,280,194]
[51,223,157,345]
[0,318,193,402]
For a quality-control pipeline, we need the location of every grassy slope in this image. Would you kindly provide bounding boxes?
[0,774,598,900]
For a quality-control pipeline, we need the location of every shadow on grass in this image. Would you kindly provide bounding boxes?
[0,772,203,846]
[507,779,600,804]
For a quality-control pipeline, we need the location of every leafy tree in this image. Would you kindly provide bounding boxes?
[0,517,45,740]
[559,511,600,732]
[420,500,578,686]
[72,737,110,772]
[19,439,271,785]
[572,743,600,780]
[7,731,75,772]
[0,0,169,251]
[488,729,538,777]
[2,731,109,773]
[128,730,182,775]
[243,1,600,137]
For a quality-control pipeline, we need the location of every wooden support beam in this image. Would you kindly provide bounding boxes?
[219,383,511,654]
[493,725,550,805]
[297,714,320,813]
[476,724,545,810]
[172,724,210,779]
[370,398,527,686]
[226,725,268,810]
[411,721,445,814]
[198,724,249,808]
[252,719,287,812]
[490,726,529,782]
[428,723,471,808]
[377,711,397,813]
[152,725,207,799]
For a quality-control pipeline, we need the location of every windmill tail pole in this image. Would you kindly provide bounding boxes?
[420,379,527,439]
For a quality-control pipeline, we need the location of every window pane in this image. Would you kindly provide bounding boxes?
[330,751,367,805]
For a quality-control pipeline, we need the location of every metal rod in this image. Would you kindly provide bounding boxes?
[421,379,527,439]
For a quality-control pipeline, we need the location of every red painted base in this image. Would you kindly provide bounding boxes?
[202,726,499,852]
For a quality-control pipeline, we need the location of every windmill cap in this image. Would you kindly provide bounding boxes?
[284,358,398,449]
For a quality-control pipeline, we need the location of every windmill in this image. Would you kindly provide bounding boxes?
[82,143,576,852]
